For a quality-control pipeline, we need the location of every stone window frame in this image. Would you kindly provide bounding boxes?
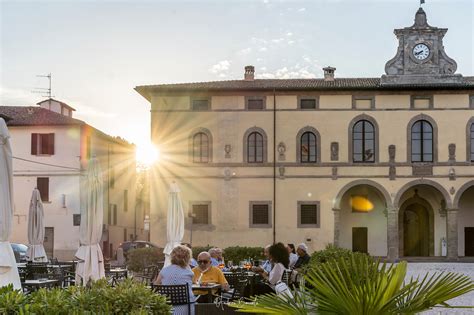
[243,127,268,163]
[190,96,211,111]
[296,126,321,164]
[348,114,379,163]
[297,95,319,110]
[245,96,267,110]
[188,128,213,163]
[466,117,474,162]
[249,201,272,228]
[407,114,438,163]
[352,95,375,109]
[410,95,434,109]
[189,201,212,227]
[297,201,320,228]
[470,95,474,109]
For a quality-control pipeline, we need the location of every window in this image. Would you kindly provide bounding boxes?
[299,96,318,110]
[37,177,49,202]
[246,96,265,110]
[470,95,474,109]
[124,190,128,212]
[192,99,210,110]
[470,123,474,162]
[73,214,81,226]
[300,132,317,163]
[352,120,375,163]
[192,204,209,225]
[352,96,374,109]
[193,132,209,163]
[247,132,264,163]
[298,202,320,228]
[31,133,55,155]
[249,201,272,228]
[411,120,433,162]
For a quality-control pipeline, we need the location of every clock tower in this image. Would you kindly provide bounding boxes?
[381,8,462,85]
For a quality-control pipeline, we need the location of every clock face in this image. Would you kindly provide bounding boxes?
[413,43,430,60]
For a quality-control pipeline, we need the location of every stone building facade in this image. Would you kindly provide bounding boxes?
[137,8,474,260]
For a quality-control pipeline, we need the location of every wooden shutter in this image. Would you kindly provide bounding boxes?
[37,177,49,202]
[31,133,38,155]
[48,133,55,155]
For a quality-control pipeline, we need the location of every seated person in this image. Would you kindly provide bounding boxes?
[287,244,298,269]
[251,245,272,274]
[209,247,225,268]
[192,252,229,302]
[293,243,311,270]
[254,242,289,295]
[182,243,198,268]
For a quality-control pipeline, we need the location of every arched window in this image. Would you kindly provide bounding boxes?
[300,132,317,163]
[470,123,474,162]
[247,132,264,163]
[193,132,209,163]
[352,120,375,163]
[411,120,433,162]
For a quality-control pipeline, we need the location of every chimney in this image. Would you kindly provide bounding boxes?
[323,66,336,81]
[244,65,255,81]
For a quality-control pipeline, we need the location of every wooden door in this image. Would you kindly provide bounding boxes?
[465,227,474,256]
[44,227,54,259]
[352,227,368,253]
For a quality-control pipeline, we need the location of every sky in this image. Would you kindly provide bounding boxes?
[1,0,473,152]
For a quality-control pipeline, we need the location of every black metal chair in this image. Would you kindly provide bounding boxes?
[221,278,248,302]
[282,269,293,286]
[152,283,191,314]
[25,262,49,280]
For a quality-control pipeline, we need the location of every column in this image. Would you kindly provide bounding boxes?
[387,207,399,262]
[332,208,341,247]
[446,208,459,260]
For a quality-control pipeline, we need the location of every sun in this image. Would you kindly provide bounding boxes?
[135,142,160,168]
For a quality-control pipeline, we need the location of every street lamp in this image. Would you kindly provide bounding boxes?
[144,215,150,242]
[188,212,196,245]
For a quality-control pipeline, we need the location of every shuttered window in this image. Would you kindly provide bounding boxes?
[192,204,209,224]
[192,99,210,110]
[250,202,272,227]
[73,214,81,226]
[300,99,316,109]
[37,177,49,202]
[247,99,264,110]
[298,202,320,227]
[31,133,55,155]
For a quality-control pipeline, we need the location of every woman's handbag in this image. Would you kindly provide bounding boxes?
[274,281,294,299]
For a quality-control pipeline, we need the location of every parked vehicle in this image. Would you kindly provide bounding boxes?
[118,241,159,258]
[11,243,28,262]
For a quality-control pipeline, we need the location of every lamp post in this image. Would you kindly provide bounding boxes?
[144,215,150,242]
[188,212,196,245]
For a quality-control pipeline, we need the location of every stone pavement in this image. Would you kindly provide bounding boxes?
[404,263,474,315]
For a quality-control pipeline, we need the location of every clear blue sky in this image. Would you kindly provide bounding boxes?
[1,0,473,149]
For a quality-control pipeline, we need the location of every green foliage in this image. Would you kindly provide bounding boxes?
[0,278,171,315]
[223,246,264,264]
[232,253,474,315]
[191,245,214,259]
[126,248,164,272]
[309,243,370,265]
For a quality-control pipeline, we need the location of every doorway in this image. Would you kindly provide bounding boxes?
[403,204,430,256]
[44,227,54,258]
[465,227,474,256]
[352,227,368,253]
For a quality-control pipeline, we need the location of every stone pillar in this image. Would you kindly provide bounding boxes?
[333,208,341,247]
[387,207,399,261]
[446,208,459,260]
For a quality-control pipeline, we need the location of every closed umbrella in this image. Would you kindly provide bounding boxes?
[163,182,185,267]
[0,118,21,290]
[26,188,48,262]
[75,158,105,285]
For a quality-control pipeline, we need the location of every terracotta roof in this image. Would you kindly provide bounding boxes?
[135,76,474,100]
[0,106,84,126]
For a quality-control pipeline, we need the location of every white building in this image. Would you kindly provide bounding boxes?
[1,99,145,260]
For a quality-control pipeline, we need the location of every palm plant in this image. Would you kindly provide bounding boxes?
[232,254,474,315]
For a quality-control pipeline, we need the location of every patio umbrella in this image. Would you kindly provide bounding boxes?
[163,182,185,267]
[26,188,48,262]
[75,158,105,285]
[0,118,21,290]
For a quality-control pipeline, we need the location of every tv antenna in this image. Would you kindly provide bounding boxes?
[32,73,53,99]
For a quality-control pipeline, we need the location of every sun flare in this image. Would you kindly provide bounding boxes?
[136,142,160,167]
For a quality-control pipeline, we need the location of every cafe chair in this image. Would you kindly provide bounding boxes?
[152,283,192,314]
[221,278,248,302]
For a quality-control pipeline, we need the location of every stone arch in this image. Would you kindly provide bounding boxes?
[188,127,213,162]
[243,126,268,163]
[296,126,321,163]
[453,180,474,209]
[393,179,452,208]
[406,114,438,162]
[333,179,392,210]
[348,114,380,163]
[465,117,474,162]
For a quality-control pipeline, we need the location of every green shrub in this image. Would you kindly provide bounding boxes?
[127,248,164,272]
[0,278,171,314]
[309,243,370,265]
[223,246,264,264]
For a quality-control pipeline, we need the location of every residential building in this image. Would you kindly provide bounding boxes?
[136,8,474,260]
[1,98,145,260]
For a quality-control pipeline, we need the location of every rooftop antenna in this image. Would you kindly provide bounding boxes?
[32,73,54,99]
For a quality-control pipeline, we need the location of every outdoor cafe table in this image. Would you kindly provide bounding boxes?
[192,283,221,302]
[22,279,60,291]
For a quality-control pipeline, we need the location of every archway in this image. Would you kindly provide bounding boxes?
[455,184,474,256]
